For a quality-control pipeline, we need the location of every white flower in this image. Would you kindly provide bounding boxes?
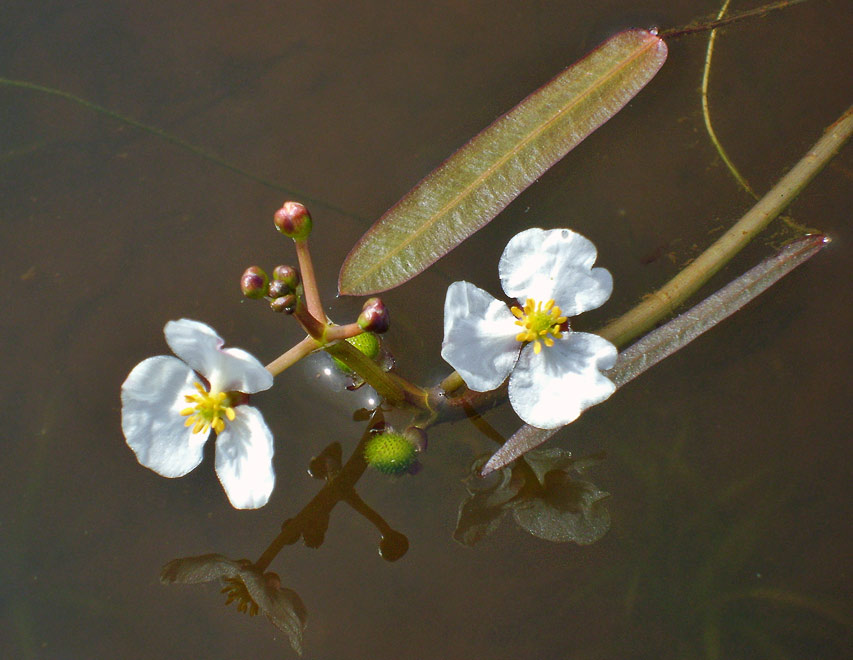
[121,319,275,509]
[441,228,617,429]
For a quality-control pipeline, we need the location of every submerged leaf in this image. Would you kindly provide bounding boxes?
[338,29,667,295]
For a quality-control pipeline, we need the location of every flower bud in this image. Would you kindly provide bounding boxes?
[272,264,300,289]
[364,430,417,475]
[270,294,298,314]
[268,279,289,299]
[357,297,390,334]
[241,266,269,299]
[273,201,312,240]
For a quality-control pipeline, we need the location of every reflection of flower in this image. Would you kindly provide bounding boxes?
[442,228,617,428]
[121,319,275,509]
[454,448,610,546]
[161,554,307,655]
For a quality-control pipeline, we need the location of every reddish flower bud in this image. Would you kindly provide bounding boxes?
[268,279,288,299]
[273,201,312,240]
[357,297,390,334]
[272,264,300,289]
[241,266,269,299]
[270,294,298,314]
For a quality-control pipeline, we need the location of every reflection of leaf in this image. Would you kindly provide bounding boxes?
[454,462,524,546]
[161,554,307,656]
[454,449,610,546]
[512,471,610,544]
[338,29,668,295]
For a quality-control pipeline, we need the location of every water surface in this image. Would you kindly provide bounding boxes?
[1,1,851,658]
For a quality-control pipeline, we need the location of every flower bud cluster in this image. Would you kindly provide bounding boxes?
[240,264,303,314]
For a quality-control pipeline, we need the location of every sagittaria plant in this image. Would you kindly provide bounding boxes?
[120,25,851,508]
[113,17,850,655]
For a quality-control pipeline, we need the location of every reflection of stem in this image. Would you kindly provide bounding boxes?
[254,415,379,571]
[342,490,394,537]
[599,106,853,348]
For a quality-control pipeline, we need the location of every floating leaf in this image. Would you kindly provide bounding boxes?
[338,29,668,295]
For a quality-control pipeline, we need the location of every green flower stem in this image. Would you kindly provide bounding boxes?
[324,323,363,342]
[439,371,465,395]
[293,238,325,324]
[598,105,853,348]
[427,381,505,422]
[322,340,426,411]
[433,107,851,415]
[292,298,327,341]
[265,336,319,377]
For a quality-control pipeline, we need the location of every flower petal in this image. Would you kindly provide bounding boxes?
[508,332,617,428]
[441,281,521,392]
[215,406,275,509]
[543,265,613,317]
[121,355,208,477]
[164,319,273,394]
[499,228,613,315]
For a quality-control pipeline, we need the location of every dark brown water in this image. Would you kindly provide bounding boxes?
[2,1,851,658]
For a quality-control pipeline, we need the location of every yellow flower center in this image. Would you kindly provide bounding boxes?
[511,298,568,354]
[180,381,236,435]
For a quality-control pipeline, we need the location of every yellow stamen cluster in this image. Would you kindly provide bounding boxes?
[511,298,568,354]
[180,381,236,435]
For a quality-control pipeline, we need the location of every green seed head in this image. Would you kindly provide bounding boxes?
[364,431,417,475]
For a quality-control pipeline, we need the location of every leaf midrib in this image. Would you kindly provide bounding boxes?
[346,32,661,292]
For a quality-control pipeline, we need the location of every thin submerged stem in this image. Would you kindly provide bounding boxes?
[0,77,366,222]
[701,0,758,198]
[659,0,810,39]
